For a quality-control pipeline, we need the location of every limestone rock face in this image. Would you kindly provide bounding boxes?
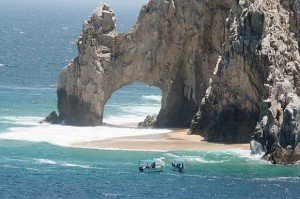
[57,1,233,127]
[55,0,300,164]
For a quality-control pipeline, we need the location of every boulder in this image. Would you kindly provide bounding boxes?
[138,115,157,129]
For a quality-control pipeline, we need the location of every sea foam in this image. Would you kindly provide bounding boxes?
[165,153,226,163]
[142,95,162,103]
[1,116,43,126]
[0,116,171,148]
[224,149,267,164]
[0,85,55,91]
[104,115,146,126]
[33,158,92,169]
[120,105,160,116]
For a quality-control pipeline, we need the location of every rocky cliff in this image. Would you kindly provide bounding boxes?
[53,0,300,164]
[190,0,300,164]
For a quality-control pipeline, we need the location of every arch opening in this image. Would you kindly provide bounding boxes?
[103,82,162,128]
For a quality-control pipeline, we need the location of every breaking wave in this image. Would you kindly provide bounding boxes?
[142,95,162,103]
[0,116,43,126]
[0,116,171,148]
[33,158,92,169]
[119,105,160,116]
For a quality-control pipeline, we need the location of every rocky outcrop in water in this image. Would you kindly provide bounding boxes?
[41,111,62,124]
[138,115,157,128]
[52,0,300,164]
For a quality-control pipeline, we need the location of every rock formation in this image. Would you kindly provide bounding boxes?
[52,0,300,164]
[56,1,233,128]
[138,115,157,128]
[40,111,62,124]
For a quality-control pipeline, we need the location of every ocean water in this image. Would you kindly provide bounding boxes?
[0,0,299,198]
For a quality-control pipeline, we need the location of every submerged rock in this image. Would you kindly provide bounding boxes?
[53,0,300,164]
[41,111,62,124]
[138,115,157,128]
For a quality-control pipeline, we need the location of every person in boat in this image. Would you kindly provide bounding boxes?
[151,162,156,168]
[178,163,184,172]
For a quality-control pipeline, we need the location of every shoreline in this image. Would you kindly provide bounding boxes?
[0,118,250,152]
[73,128,250,151]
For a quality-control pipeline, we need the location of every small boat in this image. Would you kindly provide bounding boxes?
[171,158,184,173]
[138,159,165,172]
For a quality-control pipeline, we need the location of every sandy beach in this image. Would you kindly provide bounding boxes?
[73,128,249,151]
[0,118,249,151]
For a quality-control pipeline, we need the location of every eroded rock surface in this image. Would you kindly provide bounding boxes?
[190,0,300,164]
[53,0,300,164]
[56,1,233,127]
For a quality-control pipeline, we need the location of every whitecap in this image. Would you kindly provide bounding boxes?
[142,95,162,103]
[182,155,225,163]
[120,105,160,116]
[35,158,56,165]
[0,85,55,91]
[75,146,167,152]
[252,176,300,182]
[165,153,180,158]
[165,153,225,163]
[102,193,119,197]
[0,64,4,68]
[26,168,40,172]
[224,149,267,164]
[62,26,69,30]
[61,163,91,169]
[0,164,19,169]
[33,158,92,169]
[0,116,43,126]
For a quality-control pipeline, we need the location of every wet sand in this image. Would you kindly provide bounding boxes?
[73,128,249,151]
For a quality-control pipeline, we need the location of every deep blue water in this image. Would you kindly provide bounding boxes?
[0,0,299,198]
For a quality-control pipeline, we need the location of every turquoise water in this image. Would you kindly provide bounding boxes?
[0,141,299,198]
[0,0,299,198]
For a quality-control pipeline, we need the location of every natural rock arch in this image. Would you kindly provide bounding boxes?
[57,1,231,128]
